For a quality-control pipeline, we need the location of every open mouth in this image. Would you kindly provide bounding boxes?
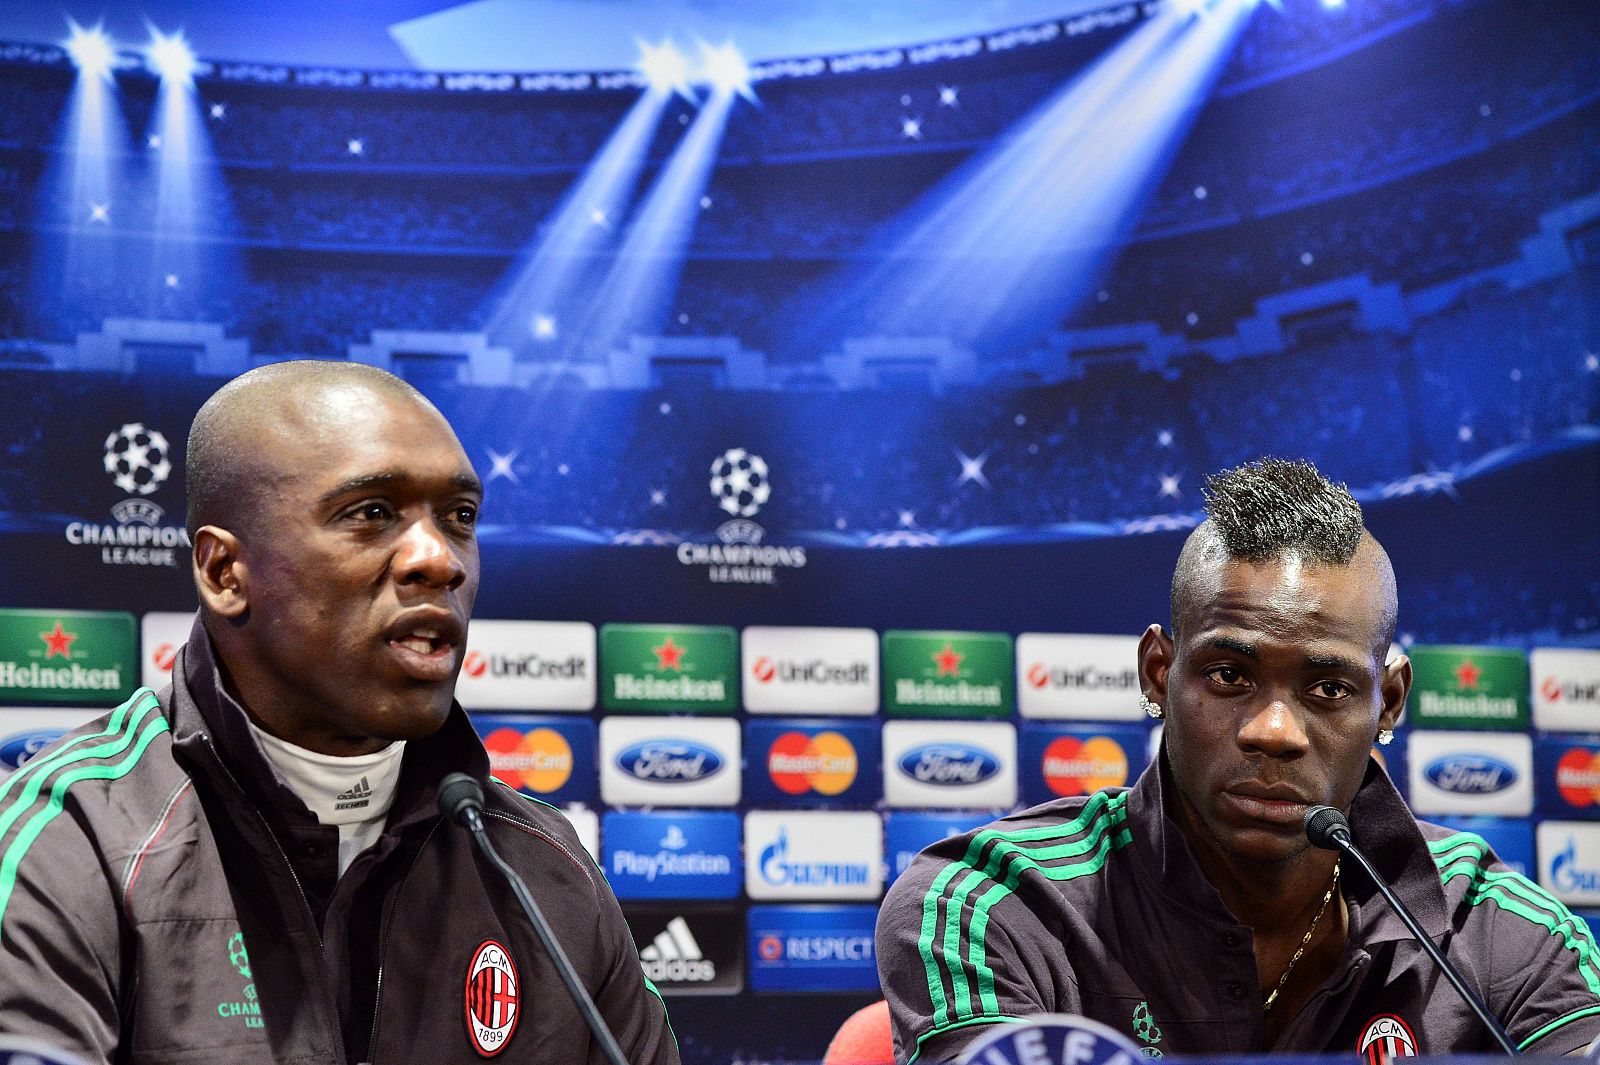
[385,618,462,682]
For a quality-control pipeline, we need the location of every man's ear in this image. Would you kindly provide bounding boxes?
[1138,623,1174,707]
[193,526,248,620]
[1379,652,1411,734]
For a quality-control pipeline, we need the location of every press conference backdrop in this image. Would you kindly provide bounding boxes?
[1,0,1598,1059]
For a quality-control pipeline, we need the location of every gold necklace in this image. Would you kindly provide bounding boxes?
[1262,859,1340,1015]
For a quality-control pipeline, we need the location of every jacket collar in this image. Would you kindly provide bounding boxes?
[167,615,490,835]
[1126,743,1448,943]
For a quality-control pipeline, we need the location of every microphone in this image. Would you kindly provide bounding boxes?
[438,772,631,1065]
[1304,805,1518,1056]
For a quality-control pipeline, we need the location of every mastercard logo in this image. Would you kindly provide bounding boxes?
[1556,749,1600,808]
[1040,736,1128,797]
[485,727,573,793]
[766,730,858,796]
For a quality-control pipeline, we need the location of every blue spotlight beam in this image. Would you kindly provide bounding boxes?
[484,87,674,352]
[832,0,1257,353]
[575,86,739,359]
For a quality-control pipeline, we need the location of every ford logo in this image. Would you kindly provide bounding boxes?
[1424,754,1517,794]
[617,740,724,783]
[899,744,1000,787]
[0,730,65,772]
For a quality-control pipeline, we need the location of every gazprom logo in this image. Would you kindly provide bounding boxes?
[898,744,1000,787]
[617,740,724,784]
[0,730,65,772]
[1424,754,1517,794]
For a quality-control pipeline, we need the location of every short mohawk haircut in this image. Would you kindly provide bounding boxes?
[1202,458,1364,564]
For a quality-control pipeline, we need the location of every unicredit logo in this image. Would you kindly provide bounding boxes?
[152,643,178,673]
[1542,676,1600,704]
[898,744,1000,786]
[1027,665,1138,692]
[752,657,869,686]
[466,652,587,681]
[1424,755,1517,794]
[617,741,724,783]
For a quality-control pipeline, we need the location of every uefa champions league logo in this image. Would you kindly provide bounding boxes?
[708,448,770,518]
[103,422,172,497]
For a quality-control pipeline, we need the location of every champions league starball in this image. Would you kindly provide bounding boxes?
[709,448,770,518]
[103,423,172,497]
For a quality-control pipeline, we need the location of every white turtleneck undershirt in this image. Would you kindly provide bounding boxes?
[247,719,406,876]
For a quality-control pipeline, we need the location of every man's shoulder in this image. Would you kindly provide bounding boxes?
[0,689,182,827]
[1415,819,1579,930]
[480,779,603,887]
[886,789,1133,908]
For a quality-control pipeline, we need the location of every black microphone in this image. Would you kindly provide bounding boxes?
[438,772,631,1065]
[1304,805,1518,1056]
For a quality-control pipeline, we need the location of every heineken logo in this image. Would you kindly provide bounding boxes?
[601,624,737,713]
[0,610,136,705]
[882,630,1013,718]
[1408,645,1528,730]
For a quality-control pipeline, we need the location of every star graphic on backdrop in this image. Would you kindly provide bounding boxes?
[40,622,77,660]
[88,202,109,223]
[900,116,922,139]
[590,208,609,227]
[1585,352,1598,373]
[652,637,685,672]
[347,138,364,155]
[954,447,992,489]
[147,134,161,149]
[209,102,226,119]
[649,489,667,507]
[1157,429,1173,448]
[933,643,964,678]
[532,314,557,341]
[898,509,916,527]
[486,448,519,484]
[1159,473,1182,498]
[938,85,959,107]
[164,273,180,289]
[1455,659,1482,690]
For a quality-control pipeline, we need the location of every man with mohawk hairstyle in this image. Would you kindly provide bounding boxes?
[0,361,677,1064]
[878,458,1600,1063]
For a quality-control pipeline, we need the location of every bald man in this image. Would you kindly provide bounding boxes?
[878,459,1600,1062]
[0,362,678,1064]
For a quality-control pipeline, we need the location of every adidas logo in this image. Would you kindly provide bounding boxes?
[334,776,372,811]
[639,917,715,983]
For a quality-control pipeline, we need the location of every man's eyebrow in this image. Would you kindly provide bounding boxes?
[317,471,484,507]
[1206,636,1257,658]
[1305,652,1363,672]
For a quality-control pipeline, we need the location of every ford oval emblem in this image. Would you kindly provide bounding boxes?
[0,730,66,772]
[899,743,1000,786]
[617,740,723,783]
[1424,754,1516,794]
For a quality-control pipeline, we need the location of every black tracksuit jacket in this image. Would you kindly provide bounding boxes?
[0,626,678,1065]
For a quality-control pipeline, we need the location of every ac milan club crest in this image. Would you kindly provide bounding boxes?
[464,939,520,1057]
[1358,1014,1418,1065]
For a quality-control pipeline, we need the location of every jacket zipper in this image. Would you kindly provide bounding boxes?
[199,733,344,1059]
[366,820,441,1060]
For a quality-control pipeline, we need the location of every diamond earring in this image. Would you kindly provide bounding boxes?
[1377,729,1395,746]
[1140,694,1163,720]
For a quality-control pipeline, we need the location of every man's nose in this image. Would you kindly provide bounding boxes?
[393,515,468,589]
[1237,695,1310,757]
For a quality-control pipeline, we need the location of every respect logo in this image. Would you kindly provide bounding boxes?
[766,731,858,796]
[1557,749,1600,808]
[485,727,573,793]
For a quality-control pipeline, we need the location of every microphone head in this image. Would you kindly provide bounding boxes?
[438,771,486,824]
[1304,805,1351,850]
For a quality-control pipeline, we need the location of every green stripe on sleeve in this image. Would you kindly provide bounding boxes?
[906,1015,1028,1065]
[0,709,170,936]
[0,689,153,805]
[1516,1003,1600,1052]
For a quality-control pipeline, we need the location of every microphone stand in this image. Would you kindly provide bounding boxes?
[442,774,631,1065]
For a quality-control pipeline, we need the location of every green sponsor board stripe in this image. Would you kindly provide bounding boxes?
[1429,833,1600,995]
[0,689,153,807]
[919,792,1128,1027]
[0,702,170,936]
